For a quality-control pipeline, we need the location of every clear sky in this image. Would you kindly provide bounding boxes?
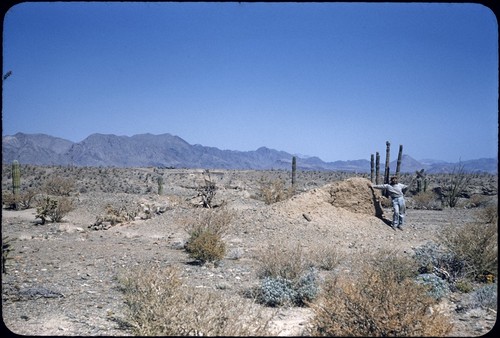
[2,2,498,162]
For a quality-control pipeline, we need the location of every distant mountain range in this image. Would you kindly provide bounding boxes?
[2,132,497,174]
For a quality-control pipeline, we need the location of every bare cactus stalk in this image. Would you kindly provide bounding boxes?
[10,160,21,210]
[396,144,403,178]
[375,152,380,184]
[370,154,374,183]
[157,176,164,195]
[384,141,391,184]
[291,156,297,187]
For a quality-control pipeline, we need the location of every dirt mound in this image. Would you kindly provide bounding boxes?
[324,177,380,215]
[269,177,380,221]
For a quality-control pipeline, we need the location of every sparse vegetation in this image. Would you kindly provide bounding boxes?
[257,177,295,204]
[252,243,319,307]
[307,253,453,336]
[444,162,472,208]
[1,166,497,336]
[184,208,233,264]
[35,195,75,223]
[118,264,274,336]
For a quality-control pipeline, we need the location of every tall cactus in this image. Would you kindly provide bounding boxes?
[157,176,164,195]
[384,141,391,184]
[291,156,297,187]
[370,154,374,183]
[375,152,380,184]
[11,160,20,210]
[396,144,403,178]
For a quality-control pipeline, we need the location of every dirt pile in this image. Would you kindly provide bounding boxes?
[271,177,379,218]
[325,177,381,216]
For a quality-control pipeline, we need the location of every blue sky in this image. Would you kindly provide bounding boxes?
[2,2,498,162]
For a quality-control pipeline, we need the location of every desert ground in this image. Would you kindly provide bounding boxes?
[1,166,498,336]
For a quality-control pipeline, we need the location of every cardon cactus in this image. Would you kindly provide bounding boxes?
[157,176,164,195]
[12,160,20,196]
[291,156,297,187]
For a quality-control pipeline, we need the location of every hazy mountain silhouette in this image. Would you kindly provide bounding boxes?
[2,132,497,173]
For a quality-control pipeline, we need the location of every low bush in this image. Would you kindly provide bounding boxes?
[254,243,319,307]
[439,220,498,280]
[118,264,273,336]
[184,208,233,264]
[307,254,453,336]
[35,195,75,223]
[257,177,294,204]
[470,283,497,310]
[412,190,442,210]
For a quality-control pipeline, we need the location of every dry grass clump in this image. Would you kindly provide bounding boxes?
[184,208,234,264]
[439,218,498,280]
[257,177,295,204]
[307,252,453,336]
[412,190,443,210]
[118,264,273,336]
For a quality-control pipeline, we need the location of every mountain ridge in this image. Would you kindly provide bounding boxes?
[2,132,497,173]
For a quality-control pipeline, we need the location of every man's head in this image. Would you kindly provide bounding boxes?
[390,176,398,185]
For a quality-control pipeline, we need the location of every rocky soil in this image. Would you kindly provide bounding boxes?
[1,168,498,336]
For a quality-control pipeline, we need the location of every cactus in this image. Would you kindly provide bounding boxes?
[396,144,403,178]
[375,152,380,184]
[370,154,374,183]
[11,160,20,209]
[157,176,164,195]
[384,141,391,184]
[291,156,297,187]
[12,160,20,196]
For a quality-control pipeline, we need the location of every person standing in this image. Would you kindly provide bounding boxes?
[372,176,408,230]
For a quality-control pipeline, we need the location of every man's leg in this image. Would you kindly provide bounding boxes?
[398,198,406,227]
[392,199,400,228]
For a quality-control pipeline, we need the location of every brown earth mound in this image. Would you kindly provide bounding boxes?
[272,177,379,216]
[325,177,382,216]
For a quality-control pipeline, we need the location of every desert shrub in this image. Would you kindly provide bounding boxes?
[35,196,75,223]
[307,256,453,336]
[411,190,442,210]
[369,250,420,282]
[416,273,450,300]
[254,243,319,307]
[257,242,313,281]
[118,264,273,336]
[184,208,233,264]
[257,177,294,204]
[444,163,471,208]
[413,241,467,280]
[42,176,76,196]
[2,189,39,210]
[479,202,498,224]
[454,279,474,293]
[257,267,319,307]
[439,220,498,280]
[469,283,497,310]
[310,244,343,271]
[467,194,491,208]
